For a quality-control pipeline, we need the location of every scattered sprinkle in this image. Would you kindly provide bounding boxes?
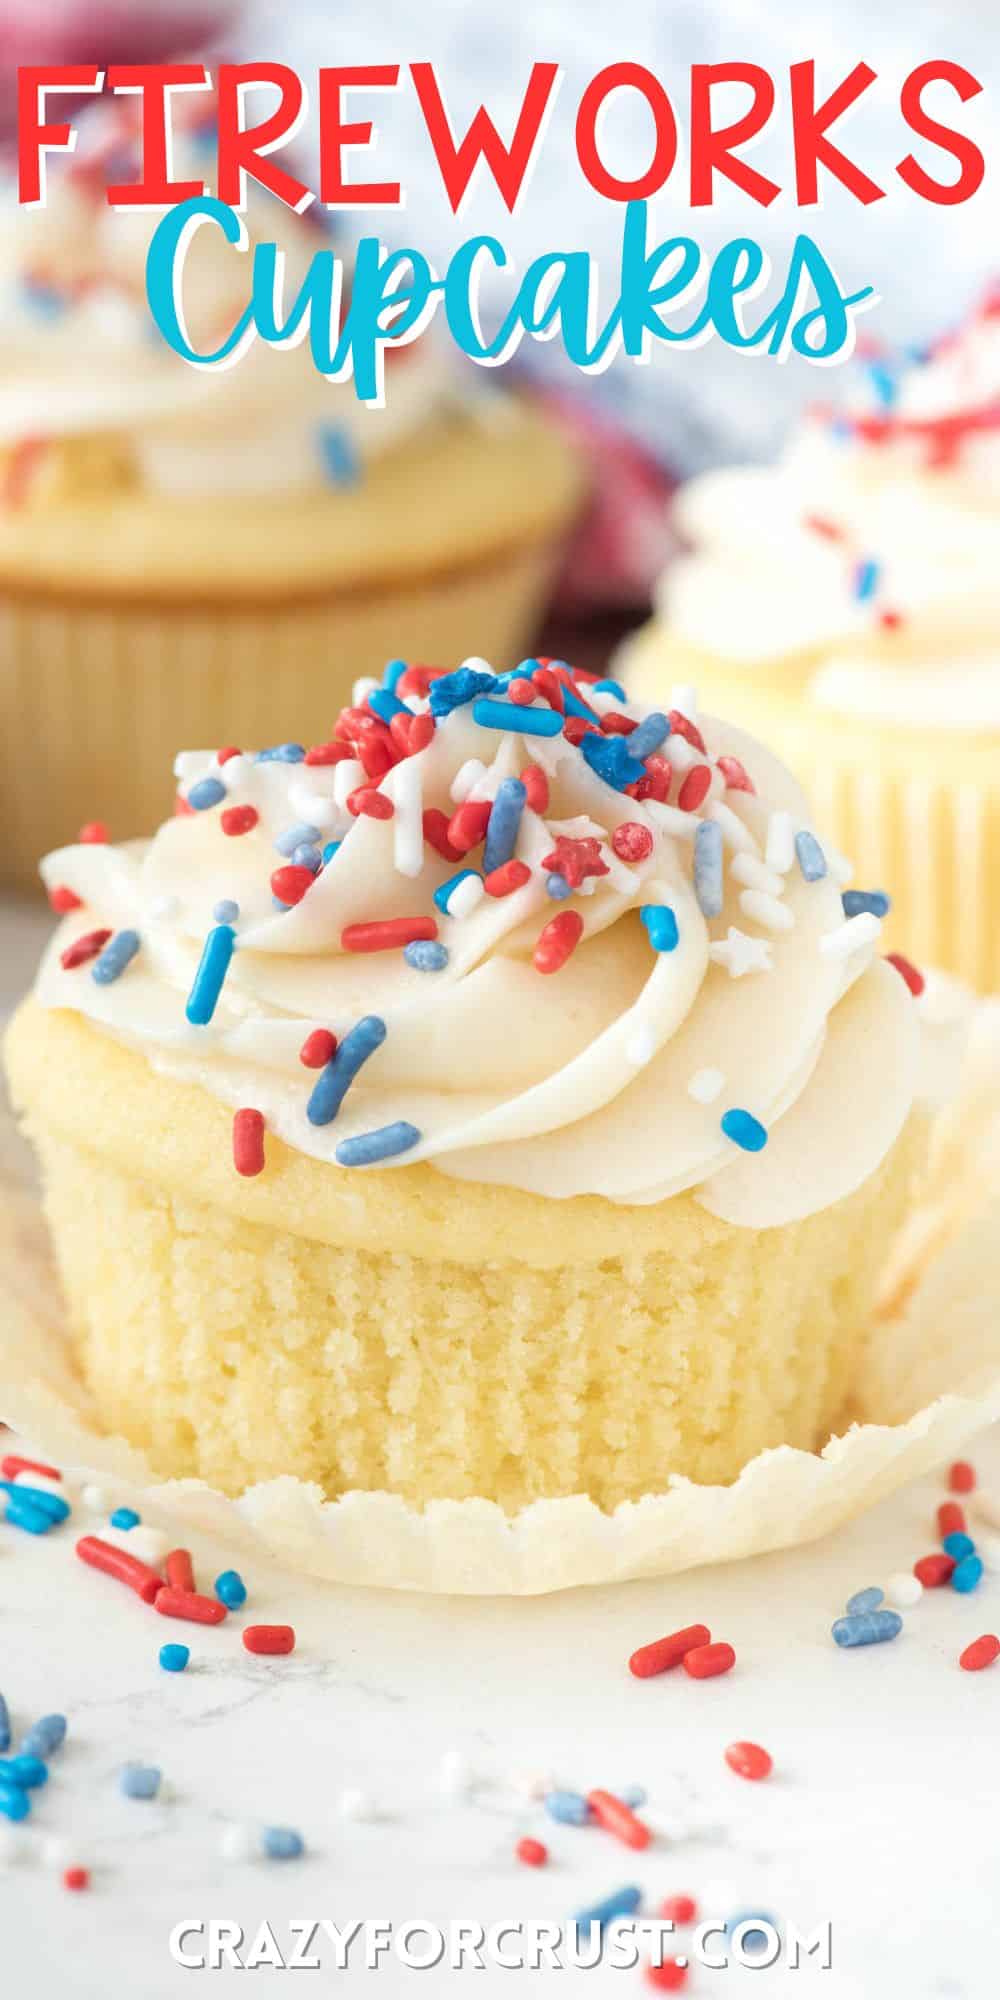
[682,1642,735,1680]
[832,1610,902,1647]
[709,928,773,978]
[186,924,236,1026]
[534,910,584,975]
[846,1587,884,1615]
[720,1108,768,1152]
[299,1028,337,1069]
[119,1764,161,1800]
[688,1068,725,1105]
[738,889,793,933]
[724,1742,772,1782]
[187,777,226,812]
[342,917,437,954]
[307,1016,387,1127]
[819,912,881,959]
[159,1644,189,1673]
[886,952,925,997]
[640,905,679,953]
[960,1635,1000,1672]
[842,889,891,920]
[215,1570,247,1610]
[950,1461,976,1494]
[261,1825,304,1860]
[515,1836,548,1867]
[336,1121,422,1167]
[794,830,827,881]
[232,1109,266,1178]
[404,939,449,971]
[109,1507,140,1531]
[243,1625,295,1656]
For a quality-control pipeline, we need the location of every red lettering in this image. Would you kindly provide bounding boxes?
[689,63,779,207]
[897,61,984,205]
[790,61,884,205]
[106,66,208,206]
[575,62,677,203]
[411,60,560,214]
[17,65,103,204]
[319,66,401,206]
[217,63,310,210]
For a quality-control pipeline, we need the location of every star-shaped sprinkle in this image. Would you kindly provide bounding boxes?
[708,927,774,978]
[540,835,609,889]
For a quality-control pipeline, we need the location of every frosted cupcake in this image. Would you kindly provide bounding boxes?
[622,290,1000,991]
[5,662,927,1513]
[0,112,582,886]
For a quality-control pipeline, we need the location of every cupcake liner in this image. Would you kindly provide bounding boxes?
[2,1087,999,1595]
[0,536,561,891]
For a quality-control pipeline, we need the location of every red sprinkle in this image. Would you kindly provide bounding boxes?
[60,928,111,970]
[243,1624,296,1656]
[78,821,109,845]
[2,1454,61,1483]
[165,1549,196,1595]
[448,800,492,855]
[532,665,565,712]
[960,1634,1000,1672]
[938,1501,966,1539]
[232,1108,266,1179]
[724,1740,772,1782]
[217,745,241,764]
[398,664,446,700]
[668,710,707,754]
[950,1461,976,1494]
[484,859,531,898]
[300,1029,337,1069]
[914,1552,956,1587]
[587,1788,652,1851]
[63,1867,90,1893]
[660,1896,698,1926]
[683,1642,736,1680]
[562,714,599,745]
[678,764,713,812]
[542,834,608,888]
[629,1624,711,1679]
[357,736,396,784]
[515,1836,548,1867]
[631,755,670,803]
[601,711,639,735]
[404,712,435,756]
[271,864,315,906]
[304,740,353,766]
[174,792,195,817]
[348,785,395,820]
[508,678,537,707]
[3,435,49,508]
[422,807,462,861]
[803,512,845,542]
[716,755,756,794]
[76,1535,163,1605]
[534,910,584,975]
[221,804,259,837]
[155,1587,227,1626]
[647,1960,688,1992]
[612,822,653,863]
[342,917,438,954]
[886,952,925,997]
[879,608,905,631]
[520,765,549,815]
[48,885,82,914]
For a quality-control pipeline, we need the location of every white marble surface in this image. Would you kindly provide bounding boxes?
[2,896,999,1998]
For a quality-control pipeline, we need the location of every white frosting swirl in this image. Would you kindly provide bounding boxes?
[654,298,1000,725]
[32,674,917,1225]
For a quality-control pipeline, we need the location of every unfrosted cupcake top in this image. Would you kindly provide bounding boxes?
[647,290,1000,727]
[0,100,481,505]
[34,658,919,1226]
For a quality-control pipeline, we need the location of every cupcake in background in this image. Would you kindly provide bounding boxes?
[621,291,1000,992]
[0,98,584,886]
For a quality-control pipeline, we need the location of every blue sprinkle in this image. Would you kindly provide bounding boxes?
[721,1107,768,1152]
[291,844,321,872]
[0,1754,47,1789]
[434,869,481,916]
[255,743,305,764]
[428,667,496,718]
[693,820,724,918]
[640,905,679,953]
[625,710,671,760]
[186,924,236,1027]
[322,841,341,866]
[952,1554,984,1594]
[110,1506,140,1530]
[21,1715,65,1758]
[186,776,227,812]
[580,732,644,791]
[544,1789,590,1826]
[727,1913,779,1951]
[832,1609,903,1647]
[215,1569,247,1610]
[119,1763,161,1800]
[0,1482,69,1524]
[159,1644,189,1673]
[2,1493,54,1535]
[557,677,602,723]
[307,1016,387,1126]
[943,1532,975,1560]
[546,874,572,900]
[317,424,360,487]
[212,899,240,925]
[867,359,898,411]
[92,929,140,986]
[573,1885,642,1933]
[842,889,891,919]
[482,777,527,873]
[853,557,881,602]
[795,830,827,883]
[0,1786,30,1822]
[262,1825,304,1860]
[472,697,562,738]
[21,278,66,319]
[0,1693,9,1754]
[383,659,408,693]
[404,940,449,972]
[367,688,408,724]
[335,1121,421,1167]
[274,822,320,857]
[593,679,627,701]
[846,1586,884,1615]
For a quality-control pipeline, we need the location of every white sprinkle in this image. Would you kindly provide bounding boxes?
[149,895,180,924]
[644,799,697,841]
[438,1750,474,1800]
[391,757,424,880]
[819,912,881,959]
[731,853,784,896]
[739,888,795,933]
[590,688,625,715]
[976,1530,1000,1572]
[688,1067,725,1104]
[827,847,854,886]
[99,1523,171,1565]
[81,1484,109,1512]
[708,801,758,854]
[664,734,697,774]
[289,784,340,830]
[11,1471,66,1500]
[709,927,774,978]
[40,1834,71,1868]
[884,1571,923,1609]
[217,752,248,788]
[765,810,795,873]
[352,676,380,707]
[220,1823,257,1863]
[626,1023,656,1066]
[459,655,493,675]
[333,758,365,810]
[448,874,485,920]
[339,1788,376,1822]
[669,683,699,720]
[0,1825,30,1866]
[450,758,488,804]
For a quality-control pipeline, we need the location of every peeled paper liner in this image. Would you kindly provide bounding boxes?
[3,1100,1000,1595]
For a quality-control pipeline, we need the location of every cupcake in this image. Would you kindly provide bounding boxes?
[0,111,583,887]
[7,665,925,1513]
[621,290,1000,991]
